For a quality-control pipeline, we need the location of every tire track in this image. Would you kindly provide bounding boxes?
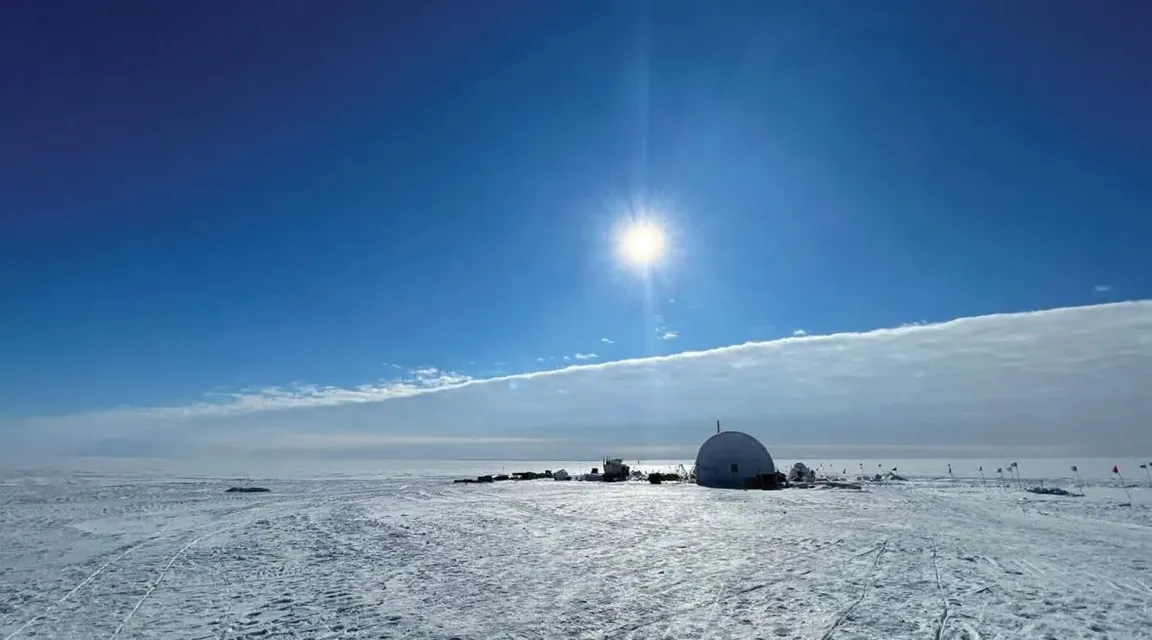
[2,502,280,637]
[0,482,366,636]
[931,540,951,640]
[597,537,852,639]
[820,539,888,640]
[5,500,287,639]
[110,524,236,638]
[3,537,158,640]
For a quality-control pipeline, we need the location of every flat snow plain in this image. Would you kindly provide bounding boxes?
[1,462,1150,639]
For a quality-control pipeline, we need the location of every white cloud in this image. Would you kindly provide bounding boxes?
[574,353,598,360]
[562,355,571,361]
[660,329,679,340]
[600,338,615,344]
[10,302,1152,459]
[536,357,546,363]
[1095,285,1112,293]
[792,329,807,337]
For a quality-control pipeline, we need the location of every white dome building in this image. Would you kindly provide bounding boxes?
[694,430,776,489]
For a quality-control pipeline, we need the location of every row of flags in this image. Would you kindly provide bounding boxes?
[984,463,1146,474]
[972,463,1147,472]
[976,461,1017,474]
[975,462,1149,478]
[1073,464,1144,474]
[1072,464,1146,473]
[852,462,1148,484]
[965,461,1149,505]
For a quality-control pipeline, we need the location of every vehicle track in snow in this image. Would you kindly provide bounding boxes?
[1,496,293,639]
[931,539,951,640]
[820,539,888,640]
[0,520,231,640]
[596,536,854,639]
[110,523,237,639]
[2,539,151,640]
[4,473,1150,639]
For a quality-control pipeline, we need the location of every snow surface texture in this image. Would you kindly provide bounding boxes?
[1,465,1150,639]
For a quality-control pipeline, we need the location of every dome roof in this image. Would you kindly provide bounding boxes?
[694,431,776,489]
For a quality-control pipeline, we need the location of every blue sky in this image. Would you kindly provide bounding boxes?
[2,1,1150,459]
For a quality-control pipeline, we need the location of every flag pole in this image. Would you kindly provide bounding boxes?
[1113,465,1133,505]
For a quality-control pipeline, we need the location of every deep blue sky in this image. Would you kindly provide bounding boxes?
[2,0,1150,419]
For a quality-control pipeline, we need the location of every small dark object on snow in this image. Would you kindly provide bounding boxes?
[648,472,681,483]
[456,469,556,484]
[1026,486,1080,497]
[744,472,787,490]
[226,486,270,493]
[823,481,863,490]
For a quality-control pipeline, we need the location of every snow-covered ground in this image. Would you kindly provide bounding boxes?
[1,463,1149,639]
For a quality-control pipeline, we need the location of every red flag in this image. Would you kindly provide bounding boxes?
[1112,465,1120,474]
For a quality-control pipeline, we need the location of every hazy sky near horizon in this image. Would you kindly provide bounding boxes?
[2,2,1151,460]
[7,302,1152,460]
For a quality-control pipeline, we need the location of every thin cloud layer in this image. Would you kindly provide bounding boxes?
[9,302,1152,459]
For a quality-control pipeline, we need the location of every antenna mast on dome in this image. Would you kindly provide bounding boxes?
[716,419,721,434]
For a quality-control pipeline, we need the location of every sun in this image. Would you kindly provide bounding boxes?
[618,221,666,267]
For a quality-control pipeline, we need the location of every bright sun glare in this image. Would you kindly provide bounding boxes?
[618,221,666,267]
